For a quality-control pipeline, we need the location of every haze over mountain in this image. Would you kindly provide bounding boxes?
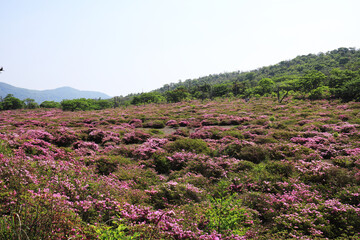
[0,82,111,103]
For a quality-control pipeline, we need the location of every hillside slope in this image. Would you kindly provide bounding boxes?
[155,47,360,92]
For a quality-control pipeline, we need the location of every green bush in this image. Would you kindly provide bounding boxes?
[143,120,165,129]
[309,86,331,100]
[153,154,171,174]
[40,100,61,108]
[0,140,12,156]
[94,157,119,175]
[221,130,244,139]
[148,129,164,135]
[0,94,24,110]
[149,182,204,209]
[265,161,294,178]
[61,98,113,111]
[94,223,139,240]
[234,160,255,171]
[223,143,270,164]
[205,181,258,236]
[166,138,209,154]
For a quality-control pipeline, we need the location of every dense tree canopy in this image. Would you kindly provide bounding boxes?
[150,47,360,103]
[0,94,24,110]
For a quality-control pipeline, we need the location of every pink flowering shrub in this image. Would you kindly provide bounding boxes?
[167,152,233,180]
[143,120,165,128]
[200,118,219,126]
[73,141,99,156]
[50,127,78,147]
[148,181,205,209]
[190,126,226,140]
[179,120,189,127]
[0,98,360,239]
[166,119,179,127]
[24,129,54,142]
[122,130,150,144]
[129,118,143,128]
[88,129,120,145]
[132,138,168,159]
[219,116,251,125]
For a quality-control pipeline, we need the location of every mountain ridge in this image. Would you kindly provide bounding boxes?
[0,82,111,103]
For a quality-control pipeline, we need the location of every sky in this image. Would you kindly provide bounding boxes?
[0,0,359,97]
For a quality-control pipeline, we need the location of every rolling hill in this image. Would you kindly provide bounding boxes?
[155,47,360,93]
[0,82,111,103]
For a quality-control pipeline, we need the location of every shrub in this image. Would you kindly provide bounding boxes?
[265,161,294,178]
[153,154,171,174]
[220,130,244,139]
[129,119,143,128]
[254,136,278,144]
[223,142,270,163]
[166,120,179,127]
[94,223,139,240]
[234,160,255,171]
[200,119,219,126]
[143,120,165,129]
[332,156,354,168]
[51,127,78,147]
[88,129,120,145]
[40,101,61,108]
[272,130,298,140]
[94,157,119,175]
[190,126,223,140]
[166,138,209,154]
[148,181,204,209]
[172,128,190,137]
[2,189,89,240]
[123,131,150,144]
[0,140,13,156]
[179,120,189,127]
[204,181,258,236]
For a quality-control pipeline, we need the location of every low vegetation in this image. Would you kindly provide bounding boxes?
[0,97,359,239]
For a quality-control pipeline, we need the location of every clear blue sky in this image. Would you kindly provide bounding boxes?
[1,0,359,97]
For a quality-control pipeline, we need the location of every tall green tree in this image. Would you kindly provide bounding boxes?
[23,98,39,109]
[131,92,165,105]
[165,87,190,103]
[258,78,274,95]
[335,78,360,101]
[298,70,327,92]
[211,83,231,98]
[328,68,358,89]
[40,101,61,108]
[61,99,91,111]
[0,94,24,110]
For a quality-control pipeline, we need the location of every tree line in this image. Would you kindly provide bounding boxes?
[0,95,115,111]
[1,47,359,111]
[1,67,359,111]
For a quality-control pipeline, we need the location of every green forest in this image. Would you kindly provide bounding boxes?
[1,47,360,111]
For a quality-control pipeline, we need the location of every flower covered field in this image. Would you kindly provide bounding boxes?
[0,98,360,239]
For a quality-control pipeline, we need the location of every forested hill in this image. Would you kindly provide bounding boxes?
[0,83,110,103]
[155,47,360,93]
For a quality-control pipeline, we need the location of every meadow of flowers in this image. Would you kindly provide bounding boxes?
[0,97,359,239]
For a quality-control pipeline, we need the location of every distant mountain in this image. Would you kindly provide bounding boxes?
[0,82,111,103]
